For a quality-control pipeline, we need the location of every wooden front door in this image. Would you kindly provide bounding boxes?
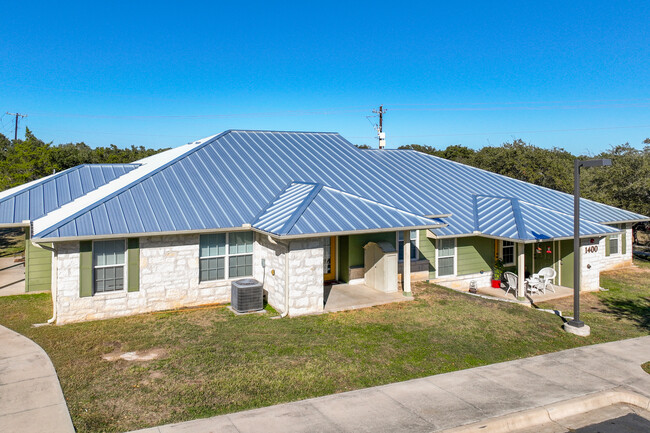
[324,236,336,282]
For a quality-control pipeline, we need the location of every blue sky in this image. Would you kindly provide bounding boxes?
[2,1,649,154]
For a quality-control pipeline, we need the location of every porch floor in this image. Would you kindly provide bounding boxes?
[472,283,575,304]
[324,283,412,313]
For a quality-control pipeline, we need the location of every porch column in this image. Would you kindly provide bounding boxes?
[402,230,411,295]
[517,242,525,299]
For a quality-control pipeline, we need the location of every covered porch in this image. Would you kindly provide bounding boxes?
[472,282,574,304]
[323,283,412,313]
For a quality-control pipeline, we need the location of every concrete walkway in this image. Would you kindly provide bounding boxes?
[132,335,650,433]
[324,283,411,313]
[0,325,74,433]
[0,257,25,296]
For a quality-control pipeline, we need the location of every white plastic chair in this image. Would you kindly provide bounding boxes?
[503,272,518,296]
[538,267,557,293]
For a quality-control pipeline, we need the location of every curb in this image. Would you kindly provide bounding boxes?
[439,388,650,433]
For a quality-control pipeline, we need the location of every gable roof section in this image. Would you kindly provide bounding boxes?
[472,195,620,241]
[33,134,217,238]
[30,130,647,240]
[0,164,139,226]
[253,182,446,237]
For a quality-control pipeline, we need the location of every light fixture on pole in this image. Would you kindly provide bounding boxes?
[563,158,612,336]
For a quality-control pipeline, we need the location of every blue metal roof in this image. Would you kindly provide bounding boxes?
[473,195,620,241]
[253,182,444,237]
[32,130,648,240]
[0,164,138,226]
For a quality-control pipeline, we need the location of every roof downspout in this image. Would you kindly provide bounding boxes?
[31,241,57,324]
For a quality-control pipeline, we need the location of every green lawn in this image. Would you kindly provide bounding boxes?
[0,228,25,258]
[0,261,648,433]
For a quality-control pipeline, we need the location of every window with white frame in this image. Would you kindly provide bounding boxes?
[93,240,126,293]
[437,238,455,277]
[397,230,418,261]
[200,234,226,281]
[199,232,253,282]
[228,232,253,278]
[609,232,619,255]
[501,240,515,266]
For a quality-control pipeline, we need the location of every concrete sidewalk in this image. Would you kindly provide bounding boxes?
[132,335,650,433]
[0,257,25,296]
[0,325,74,433]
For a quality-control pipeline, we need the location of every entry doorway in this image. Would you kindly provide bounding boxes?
[324,236,336,282]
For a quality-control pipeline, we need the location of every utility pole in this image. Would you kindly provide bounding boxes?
[6,112,27,141]
[371,105,387,149]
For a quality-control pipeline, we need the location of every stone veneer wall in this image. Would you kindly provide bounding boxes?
[287,238,324,316]
[55,235,236,324]
[580,224,633,291]
[253,233,287,312]
[55,233,328,324]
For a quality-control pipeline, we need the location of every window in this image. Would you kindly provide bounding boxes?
[200,232,253,282]
[397,230,418,261]
[437,238,455,277]
[501,240,515,266]
[228,232,253,278]
[609,233,619,255]
[200,234,226,281]
[93,240,126,293]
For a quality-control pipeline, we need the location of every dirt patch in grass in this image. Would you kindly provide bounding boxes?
[0,262,648,433]
[102,348,167,362]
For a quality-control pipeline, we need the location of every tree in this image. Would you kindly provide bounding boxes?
[0,128,53,190]
[581,144,650,217]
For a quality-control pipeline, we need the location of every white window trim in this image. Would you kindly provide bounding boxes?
[609,232,621,255]
[92,239,128,295]
[396,230,420,262]
[199,232,254,283]
[499,240,516,267]
[436,237,457,278]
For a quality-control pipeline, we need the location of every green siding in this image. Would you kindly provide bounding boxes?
[457,236,493,276]
[338,232,396,283]
[560,239,574,288]
[348,232,396,267]
[24,228,52,292]
[418,230,436,279]
[338,235,350,282]
[79,241,93,297]
[127,238,140,292]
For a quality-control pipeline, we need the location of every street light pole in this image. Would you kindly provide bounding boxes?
[563,158,611,336]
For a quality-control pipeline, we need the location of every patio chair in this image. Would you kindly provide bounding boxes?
[538,267,557,293]
[503,272,518,296]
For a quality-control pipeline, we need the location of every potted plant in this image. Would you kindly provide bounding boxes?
[491,259,505,288]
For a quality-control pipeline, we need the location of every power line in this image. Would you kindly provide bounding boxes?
[5,112,27,140]
[347,124,650,140]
